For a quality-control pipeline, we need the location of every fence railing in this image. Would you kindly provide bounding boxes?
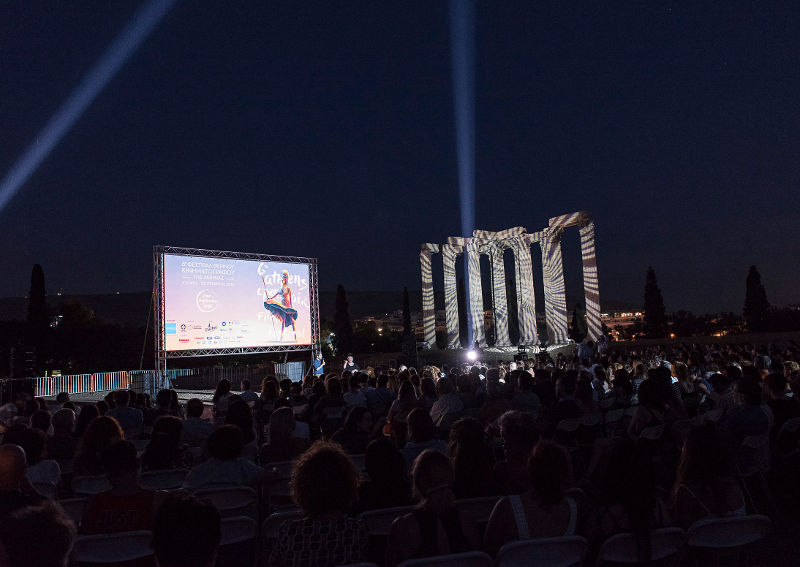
[32,363,307,397]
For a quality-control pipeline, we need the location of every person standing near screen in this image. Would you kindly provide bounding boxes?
[263,270,298,341]
[313,353,326,376]
[343,354,360,374]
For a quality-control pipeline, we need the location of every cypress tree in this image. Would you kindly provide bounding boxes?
[743,265,770,332]
[643,266,667,338]
[333,284,354,355]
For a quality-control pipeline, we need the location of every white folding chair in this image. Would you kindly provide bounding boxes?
[58,497,88,527]
[220,515,257,546]
[349,453,367,473]
[595,527,685,566]
[687,514,770,549]
[775,416,800,460]
[194,486,258,518]
[139,468,188,490]
[702,408,724,423]
[72,475,111,496]
[264,459,296,508]
[32,481,58,499]
[639,423,666,441]
[261,509,303,541]
[261,509,303,561]
[72,530,153,564]
[357,505,416,537]
[579,413,603,428]
[131,439,149,454]
[397,551,492,567]
[497,536,589,567]
[603,408,625,436]
[454,496,501,526]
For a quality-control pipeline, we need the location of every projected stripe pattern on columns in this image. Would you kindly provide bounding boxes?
[441,243,462,348]
[419,243,440,347]
[489,242,510,346]
[579,221,601,340]
[421,210,600,349]
[465,240,486,347]
[512,236,538,345]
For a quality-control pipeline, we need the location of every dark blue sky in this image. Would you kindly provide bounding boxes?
[2,2,799,313]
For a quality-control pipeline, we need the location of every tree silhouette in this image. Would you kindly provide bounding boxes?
[333,284,354,355]
[25,264,49,371]
[743,265,770,332]
[643,266,666,338]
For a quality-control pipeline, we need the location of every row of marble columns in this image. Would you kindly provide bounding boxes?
[420,213,601,348]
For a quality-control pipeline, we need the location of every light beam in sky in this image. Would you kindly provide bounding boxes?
[450,0,476,345]
[0,0,177,215]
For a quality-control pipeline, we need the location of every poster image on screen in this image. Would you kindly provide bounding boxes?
[163,254,312,350]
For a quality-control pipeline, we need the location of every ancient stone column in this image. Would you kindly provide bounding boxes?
[465,239,486,347]
[441,243,461,349]
[579,221,602,340]
[512,237,538,345]
[541,228,569,344]
[419,243,439,347]
[490,243,511,347]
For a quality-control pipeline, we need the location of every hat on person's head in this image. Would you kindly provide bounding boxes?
[785,361,799,373]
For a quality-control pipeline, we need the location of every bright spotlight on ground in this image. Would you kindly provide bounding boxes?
[467,350,477,362]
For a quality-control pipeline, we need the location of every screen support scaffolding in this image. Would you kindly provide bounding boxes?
[153,245,321,379]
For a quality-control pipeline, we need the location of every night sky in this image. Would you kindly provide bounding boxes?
[2,2,799,314]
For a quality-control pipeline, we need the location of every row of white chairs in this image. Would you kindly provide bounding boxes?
[71,515,257,564]
[343,514,770,567]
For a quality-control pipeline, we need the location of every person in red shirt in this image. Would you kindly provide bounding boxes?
[81,440,157,535]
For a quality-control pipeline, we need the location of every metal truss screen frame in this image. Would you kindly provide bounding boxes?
[153,246,320,360]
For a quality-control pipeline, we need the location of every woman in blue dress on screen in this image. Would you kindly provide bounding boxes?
[263,270,298,341]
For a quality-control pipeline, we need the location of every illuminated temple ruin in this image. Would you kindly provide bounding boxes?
[420,211,600,349]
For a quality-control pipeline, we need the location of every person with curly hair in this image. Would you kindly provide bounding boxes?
[269,441,368,567]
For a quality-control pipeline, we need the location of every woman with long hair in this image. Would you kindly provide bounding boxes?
[212,379,232,425]
[74,416,124,476]
[485,441,580,556]
[73,404,100,439]
[142,416,185,471]
[330,406,375,455]
[386,449,480,566]
[386,381,421,443]
[671,424,745,528]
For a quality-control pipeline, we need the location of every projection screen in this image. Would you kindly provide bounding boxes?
[154,246,319,359]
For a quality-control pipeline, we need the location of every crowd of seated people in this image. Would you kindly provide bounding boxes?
[0,339,798,565]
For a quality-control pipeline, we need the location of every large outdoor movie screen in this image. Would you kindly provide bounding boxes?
[162,253,312,351]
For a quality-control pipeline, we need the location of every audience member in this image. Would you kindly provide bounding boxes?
[400,408,447,470]
[180,398,214,453]
[493,410,539,495]
[386,449,480,566]
[0,500,75,567]
[330,406,374,454]
[671,425,745,529]
[73,404,99,439]
[106,389,144,441]
[260,407,311,464]
[449,417,498,499]
[270,442,368,567]
[81,440,157,534]
[485,441,578,555]
[152,493,221,567]
[182,425,265,491]
[142,415,186,471]
[0,444,43,516]
[46,408,79,461]
[353,438,413,514]
[74,416,124,476]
